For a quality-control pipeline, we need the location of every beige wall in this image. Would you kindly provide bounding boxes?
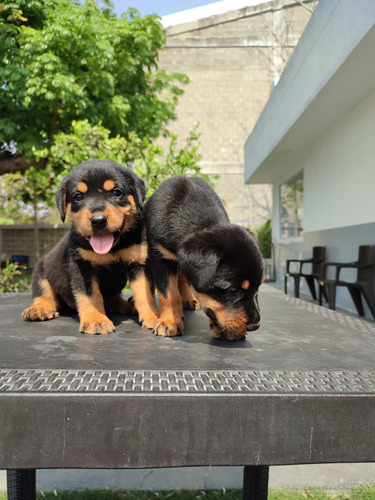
[159,0,315,226]
[303,89,375,233]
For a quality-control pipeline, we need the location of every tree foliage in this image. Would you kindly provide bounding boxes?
[0,0,212,231]
[253,219,272,258]
[1,120,205,225]
[133,124,210,198]
[0,0,188,174]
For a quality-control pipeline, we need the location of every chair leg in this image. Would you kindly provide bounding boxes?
[327,284,337,310]
[318,283,324,305]
[243,465,269,500]
[7,469,36,500]
[321,284,328,303]
[359,287,375,320]
[284,275,288,294]
[304,276,317,300]
[293,275,300,298]
[347,287,364,316]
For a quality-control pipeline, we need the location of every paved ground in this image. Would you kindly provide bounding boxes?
[1,464,375,491]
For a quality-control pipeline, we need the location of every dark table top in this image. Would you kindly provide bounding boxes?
[1,285,375,469]
[1,284,375,373]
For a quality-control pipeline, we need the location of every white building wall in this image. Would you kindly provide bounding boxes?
[303,88,375,232]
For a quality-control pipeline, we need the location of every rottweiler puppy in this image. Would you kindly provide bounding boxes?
[22,159,159,334]
[144,176,264,340]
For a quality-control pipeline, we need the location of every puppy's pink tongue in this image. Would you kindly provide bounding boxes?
[89,234,114,254]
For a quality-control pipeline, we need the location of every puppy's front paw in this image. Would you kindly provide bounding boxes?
[182,299,200,310]
[153,320,184,337]
[22,300,59,321]
[139,312,159,330]
[80,314,115,335]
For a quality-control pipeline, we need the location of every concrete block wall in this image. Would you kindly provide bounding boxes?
[159,0,316,227]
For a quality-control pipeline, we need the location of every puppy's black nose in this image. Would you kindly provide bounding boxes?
[90,214,108,229]
[247,322,260,332]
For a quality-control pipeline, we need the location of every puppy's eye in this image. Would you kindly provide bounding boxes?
[73,192,84,202]
[214,285,238,294]
[112,188,123,197]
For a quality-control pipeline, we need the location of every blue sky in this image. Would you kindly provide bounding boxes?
[111,0,218,17]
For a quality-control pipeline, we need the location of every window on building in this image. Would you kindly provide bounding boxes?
[280,176,304,238]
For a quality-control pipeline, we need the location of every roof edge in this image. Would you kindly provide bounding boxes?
[244,0,375,184]
[162,0,307,33]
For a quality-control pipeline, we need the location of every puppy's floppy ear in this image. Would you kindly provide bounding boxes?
[55,177,69,222]
[179,232,222,293]
[123,169,146,210]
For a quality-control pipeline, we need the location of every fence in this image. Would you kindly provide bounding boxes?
[0,225,68,270]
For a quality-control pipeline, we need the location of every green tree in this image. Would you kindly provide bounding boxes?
[0,0,188,174]
[133,124,212,198]
[46,120,206,200]
[254,219,272,258]
[282,179,303,237]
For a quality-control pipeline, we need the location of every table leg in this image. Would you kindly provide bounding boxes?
[7,469,36,500]
[243,465,269,500]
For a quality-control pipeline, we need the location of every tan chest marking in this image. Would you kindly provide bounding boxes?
[156,244,178,261]
[116,243,148,265]
[78,242,148,266]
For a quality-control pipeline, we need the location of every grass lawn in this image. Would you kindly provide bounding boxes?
[1,487,375,500]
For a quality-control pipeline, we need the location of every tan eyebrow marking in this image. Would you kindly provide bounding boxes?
[103,180,115,191]
[77,182,88,193]
[241,280,250,290]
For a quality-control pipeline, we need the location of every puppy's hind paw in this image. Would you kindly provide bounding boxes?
[105,295,134,315]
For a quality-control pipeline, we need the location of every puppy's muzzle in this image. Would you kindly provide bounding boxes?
[90,214,108,230]
[206,308,218,325]
[247,321,260,332]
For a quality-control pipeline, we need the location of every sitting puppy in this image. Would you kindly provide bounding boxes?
[22,159,159,334]
[144,176,264,340]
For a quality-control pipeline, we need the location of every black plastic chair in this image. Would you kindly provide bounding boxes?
[318,245,375,320]
[284,246,326,299]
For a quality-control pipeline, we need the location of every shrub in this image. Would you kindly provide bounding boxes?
[0,261,31,293]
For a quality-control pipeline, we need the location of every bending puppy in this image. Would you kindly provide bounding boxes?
[144,176,264,340]
[22,159,158,334]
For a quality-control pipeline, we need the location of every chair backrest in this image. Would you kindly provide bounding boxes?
[311,246,326,274]
[357,245,375,282]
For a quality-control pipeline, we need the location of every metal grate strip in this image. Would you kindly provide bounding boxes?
[1,369,374,394]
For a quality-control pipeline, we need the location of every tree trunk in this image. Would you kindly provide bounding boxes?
[0,154,48,175]
[33,200,40,260]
